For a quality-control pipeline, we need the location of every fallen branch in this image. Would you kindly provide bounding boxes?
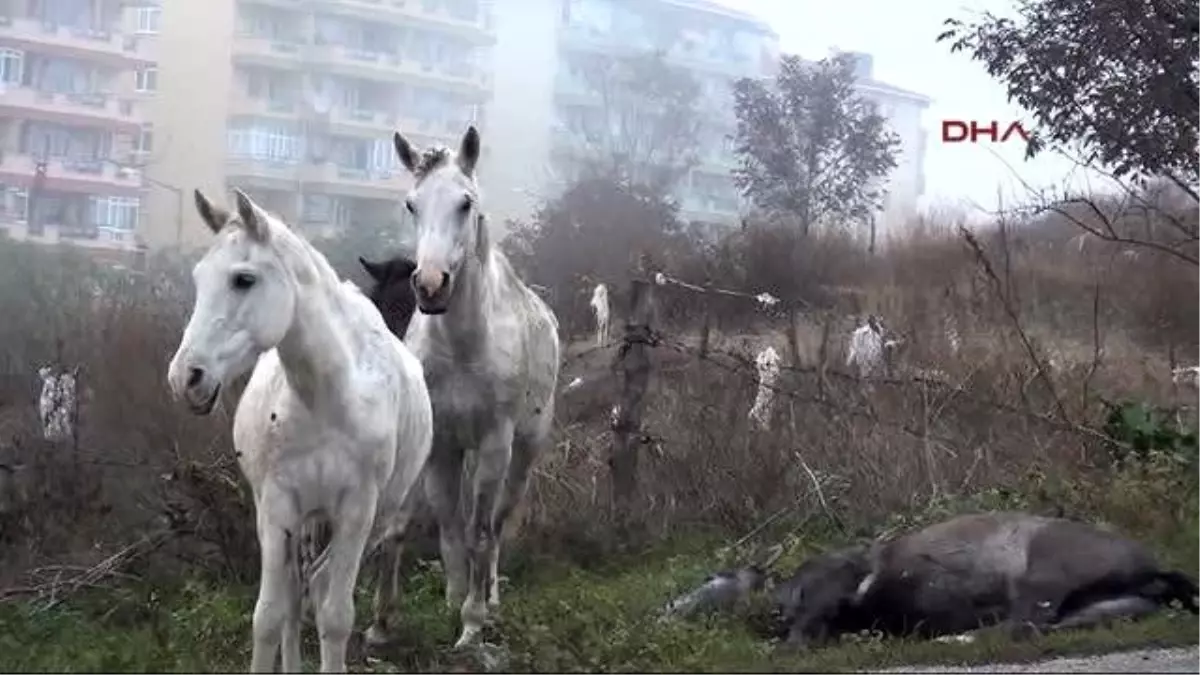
[794,450,845,533]
[0,530,173,611]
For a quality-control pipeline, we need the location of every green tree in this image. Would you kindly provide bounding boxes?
[731,53,899,237]
[939,0,1199,199]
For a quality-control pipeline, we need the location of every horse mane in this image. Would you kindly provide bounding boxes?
[414,146,453,182]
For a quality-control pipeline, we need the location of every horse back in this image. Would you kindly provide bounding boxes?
[494,251,561,392]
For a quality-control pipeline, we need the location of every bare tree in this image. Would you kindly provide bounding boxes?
[557,50,703,193]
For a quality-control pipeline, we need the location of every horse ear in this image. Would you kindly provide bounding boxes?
[359,256,386,282]
[393,131,418,174]
[232,188,270,242]
[396,256,417,278]
[193,189,229,234]
[458,125,480,175]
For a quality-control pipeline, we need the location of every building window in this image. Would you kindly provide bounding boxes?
[133,126,154,154]
[301,194,352,226]
[135,67,157,92]
[93,196,140,231]
[135,6,161,35]
[369,138,394,174]
[0,49,23,85]
[227,124,303,162]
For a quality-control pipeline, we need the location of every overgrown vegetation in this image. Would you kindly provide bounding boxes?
[0,0,1196,669]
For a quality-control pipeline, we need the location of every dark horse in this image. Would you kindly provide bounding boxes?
[769,512,1199,649]
[359,255,418,340]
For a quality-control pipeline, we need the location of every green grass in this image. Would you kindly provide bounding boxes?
[0,459,1196,673]
[0,541,1194,674]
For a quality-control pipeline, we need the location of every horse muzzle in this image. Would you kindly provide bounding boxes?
[412,270,452,315]
[186,382,221,416]
[170,362,222,416]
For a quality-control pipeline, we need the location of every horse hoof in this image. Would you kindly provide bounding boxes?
[364,623,391,648]
[450,640,509,672]
[452,627,482,651]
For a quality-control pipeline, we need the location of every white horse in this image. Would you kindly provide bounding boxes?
[166,189,433,673]
[37,365,77,442]
[392,125,562,649]
[748,345,781,430]
[590,283,610,348]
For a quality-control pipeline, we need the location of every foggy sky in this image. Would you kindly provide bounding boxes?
[717,0,1115,218]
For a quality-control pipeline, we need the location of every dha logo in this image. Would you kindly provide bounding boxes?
[941,120,1031,144]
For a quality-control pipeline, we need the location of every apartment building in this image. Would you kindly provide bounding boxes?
[142,0,494,249]
[0,0,156,255]
[846,51,931,235]
[546,0,779,228]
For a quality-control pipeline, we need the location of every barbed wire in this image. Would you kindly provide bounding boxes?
[559,317,1128,454]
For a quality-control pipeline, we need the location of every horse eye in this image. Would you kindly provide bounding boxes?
[405,200,417,216]
[458,199,472,216]
[231,272,256,291]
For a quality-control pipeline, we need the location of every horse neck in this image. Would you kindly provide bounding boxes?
[431,248,497,354]
[273,236,355,412]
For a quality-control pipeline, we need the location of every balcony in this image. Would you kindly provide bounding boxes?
[390,114,461,146]
[228,94,300,121]
[0,16,144,66]
[298,161,410,200]
[317,107,396,137]
[305,0,495,44]
[0,217,141,251]
[304,43,490,96]
[0,153,142,196]
[231,34,304,69]
[0,86,142,131]
[557,24,755,79]
[225,156,301,191]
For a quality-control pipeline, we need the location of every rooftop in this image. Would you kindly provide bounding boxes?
[650,0,777,36]
[857,78,933,106]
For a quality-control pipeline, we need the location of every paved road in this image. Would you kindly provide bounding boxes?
[877,645,1199,673]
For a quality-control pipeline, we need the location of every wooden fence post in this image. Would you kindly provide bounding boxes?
[609,276,656,523]
[786,307,802,367]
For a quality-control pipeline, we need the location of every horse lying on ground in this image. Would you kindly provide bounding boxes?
[769,511,1198,648]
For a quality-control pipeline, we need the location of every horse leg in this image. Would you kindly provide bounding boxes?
[365,490,420,647]
[487,423,546,608]
[280,534,303,674]
[364,535,405,648]
[315,488,378,674]
[1005,573,1069,641]
[424,444,467,607]
[456,420,515,649]
[251,490,300,673]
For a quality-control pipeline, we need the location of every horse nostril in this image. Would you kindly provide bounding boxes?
[187,367,205,388]
[412,271,450,299]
